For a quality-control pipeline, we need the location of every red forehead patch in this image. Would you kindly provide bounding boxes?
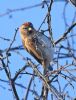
[23,22,32,27]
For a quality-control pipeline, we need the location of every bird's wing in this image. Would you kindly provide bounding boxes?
[33,33,54,62]
[33,33,53,49]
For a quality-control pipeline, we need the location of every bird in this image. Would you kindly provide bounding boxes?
[19,22,54,74]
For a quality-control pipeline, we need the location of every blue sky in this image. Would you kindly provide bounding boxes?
[0,0,76,100]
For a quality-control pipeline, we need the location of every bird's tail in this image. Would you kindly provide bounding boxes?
[42,61,53,75]
[48,61,54,71]
[48,65,53,71]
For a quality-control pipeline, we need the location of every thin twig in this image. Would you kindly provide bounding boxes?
[55,23,76,45]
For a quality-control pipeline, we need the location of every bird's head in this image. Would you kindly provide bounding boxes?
[19,22,34,37]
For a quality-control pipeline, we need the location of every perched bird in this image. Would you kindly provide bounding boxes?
[19,22,54,74]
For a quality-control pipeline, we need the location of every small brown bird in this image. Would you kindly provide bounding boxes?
[19,22,54,74]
